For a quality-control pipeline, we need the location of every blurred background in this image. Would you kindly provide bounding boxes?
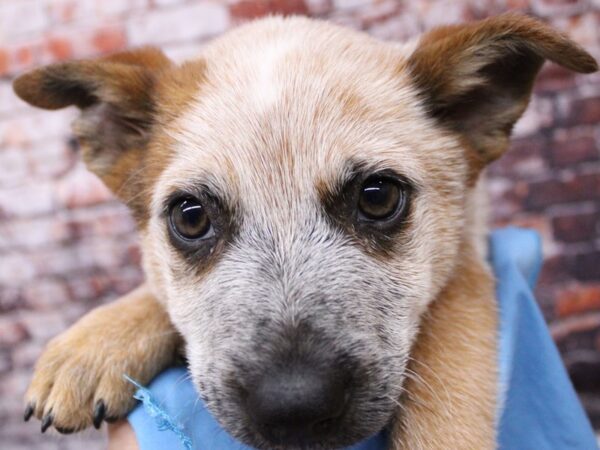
[0,0,598,448]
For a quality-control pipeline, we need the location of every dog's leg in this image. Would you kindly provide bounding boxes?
[24,284,181,433]
[390,245,498,449]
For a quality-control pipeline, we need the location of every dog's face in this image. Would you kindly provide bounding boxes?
[14,14,596,450]
[146,21,470,448]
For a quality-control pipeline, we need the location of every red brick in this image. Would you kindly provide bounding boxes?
[488,135,548,178]
[487,179,529,221]
[564,96,600,126]
[92,26,127,54]
[46,36,73,61]
[549,127,598,167]
[505,0,532,9]
[552,209,599,243]
[537,254,572,286]
[551,312,600,341]
[230,0,308,19]
[556,284,600,317]
[526,171,600,209]
[305,0,332,15]
[0,48,8,76]
[15,45,34,66]
[49,0,77,22]
[6,41,44,76]
[565,249,600,282]
[535,64,578,94]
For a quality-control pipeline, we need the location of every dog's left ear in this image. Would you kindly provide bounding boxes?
[406,13,597,169]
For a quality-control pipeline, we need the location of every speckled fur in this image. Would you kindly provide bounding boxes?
[13,13,596,449]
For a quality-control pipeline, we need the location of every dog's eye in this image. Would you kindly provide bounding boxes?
[169,198,213,240]
[358,176,405,221]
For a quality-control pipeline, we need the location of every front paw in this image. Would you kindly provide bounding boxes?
[24,326,140,433]
[23,285,180,434]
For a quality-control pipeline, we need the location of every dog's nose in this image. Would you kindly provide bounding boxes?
[245,364,349,444]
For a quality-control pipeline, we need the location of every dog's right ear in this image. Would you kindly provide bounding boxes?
[13,47,172,203]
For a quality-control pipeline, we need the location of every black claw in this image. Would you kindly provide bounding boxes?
[24,403,34,422]
[41,412,53,433]
[93,400,106,429]
[55,426,76,435]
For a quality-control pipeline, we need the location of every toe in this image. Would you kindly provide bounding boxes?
[93,400,106,429]
[24,403,35,422]
[41,411,53,433]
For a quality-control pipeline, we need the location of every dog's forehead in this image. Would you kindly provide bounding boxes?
[154,17,458,214]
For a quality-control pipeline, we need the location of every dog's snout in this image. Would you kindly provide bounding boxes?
[245,363,349,444]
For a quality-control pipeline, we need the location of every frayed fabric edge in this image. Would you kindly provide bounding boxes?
[124,374,193,450]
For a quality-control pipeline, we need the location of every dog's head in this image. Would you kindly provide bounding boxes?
[14,14,596,449]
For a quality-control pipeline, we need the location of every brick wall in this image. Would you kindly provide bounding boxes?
[0,1,598,448]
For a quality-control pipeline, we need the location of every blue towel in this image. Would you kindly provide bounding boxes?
[127,228,597,449]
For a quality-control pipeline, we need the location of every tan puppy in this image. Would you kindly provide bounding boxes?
[13,13,597,450]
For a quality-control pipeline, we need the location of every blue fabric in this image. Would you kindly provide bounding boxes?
[492,228,597,449]
[128,227,597,450]
[127,368,385,450]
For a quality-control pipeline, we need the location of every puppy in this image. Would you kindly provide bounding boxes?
[13,13,597,450]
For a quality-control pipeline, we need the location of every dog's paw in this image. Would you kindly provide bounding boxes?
[24,330,138,433]
[23,285,180,434]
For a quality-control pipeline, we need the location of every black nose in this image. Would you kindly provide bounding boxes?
[245,364,349,444]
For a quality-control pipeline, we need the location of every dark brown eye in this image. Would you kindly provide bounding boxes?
[358,177,404,220]
[169,198,213,240]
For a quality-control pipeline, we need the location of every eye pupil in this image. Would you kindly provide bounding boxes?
[358,177,402,220]
[171,198,212,239]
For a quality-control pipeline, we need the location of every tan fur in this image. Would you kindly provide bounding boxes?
[12,12,597,448]
[390,243,498,449]
[25,285,181,432]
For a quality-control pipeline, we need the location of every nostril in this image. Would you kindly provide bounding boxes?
[312,417,336,435]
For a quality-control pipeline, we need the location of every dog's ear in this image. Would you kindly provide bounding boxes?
[406,13,597,170]
[13,47,172,199]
